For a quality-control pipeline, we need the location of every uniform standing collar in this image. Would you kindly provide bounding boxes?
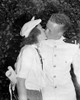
[41,36,65,47]
[47,36,65,41]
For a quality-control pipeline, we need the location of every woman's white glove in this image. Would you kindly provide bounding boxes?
[5,66,17,84]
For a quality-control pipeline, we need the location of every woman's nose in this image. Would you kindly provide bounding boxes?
[43,29,45,33]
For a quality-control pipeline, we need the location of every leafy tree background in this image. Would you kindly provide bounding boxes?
[0,0,80,99]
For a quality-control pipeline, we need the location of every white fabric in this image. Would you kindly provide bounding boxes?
[72,45,80,84]
[38,38,80,100]
[15,37,80,100]
[5,66,17,84]
[15,45,44,91]
[20,19,41,37]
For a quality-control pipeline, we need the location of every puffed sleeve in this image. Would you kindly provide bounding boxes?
[15,45,43,90]
[15,46,33,79]
[72,45,80,85]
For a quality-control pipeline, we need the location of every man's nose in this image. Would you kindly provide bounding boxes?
[45,29,49,33]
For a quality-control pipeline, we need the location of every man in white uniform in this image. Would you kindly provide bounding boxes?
[39,13,80,100]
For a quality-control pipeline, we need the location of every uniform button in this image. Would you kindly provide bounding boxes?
[54,45,57,48]
[54,54,57,57]
[65,61,67,63]
[54,86,57,88]
[53,75,56,78]
[53,65,56,67]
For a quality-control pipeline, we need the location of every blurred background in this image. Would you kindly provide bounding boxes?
[0,0,80,100]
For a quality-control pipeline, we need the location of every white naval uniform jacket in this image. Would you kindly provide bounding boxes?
[39,37,80,100]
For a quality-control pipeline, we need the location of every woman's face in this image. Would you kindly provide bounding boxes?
[37,24,47,41]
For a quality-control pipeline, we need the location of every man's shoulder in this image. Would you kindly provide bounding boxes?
[63,42,79,51]
[64,42,78,47]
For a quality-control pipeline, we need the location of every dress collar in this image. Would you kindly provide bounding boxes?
[31,44,38,49]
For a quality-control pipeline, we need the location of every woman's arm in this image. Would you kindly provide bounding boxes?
[17,77,27,100]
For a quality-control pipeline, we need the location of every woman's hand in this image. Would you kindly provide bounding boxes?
[5,66,17,84]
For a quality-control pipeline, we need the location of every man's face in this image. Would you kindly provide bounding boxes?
[45,20,64,39]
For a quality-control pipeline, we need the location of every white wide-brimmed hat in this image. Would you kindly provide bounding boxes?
[20,17,42,37]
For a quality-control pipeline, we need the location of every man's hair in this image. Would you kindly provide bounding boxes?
[49,13,71,31]
[20,26,41,47]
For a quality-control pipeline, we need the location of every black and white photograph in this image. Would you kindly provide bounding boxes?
[0,0,80,100]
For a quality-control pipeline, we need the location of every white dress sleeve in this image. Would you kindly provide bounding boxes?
[15,45,42,90]
[16,46,33,79]
[72,46,80,85]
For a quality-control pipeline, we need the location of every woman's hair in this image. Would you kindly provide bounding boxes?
[20,26,41,47]
[49,13,72,32]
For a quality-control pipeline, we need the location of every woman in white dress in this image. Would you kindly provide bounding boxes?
[14,18,47,100]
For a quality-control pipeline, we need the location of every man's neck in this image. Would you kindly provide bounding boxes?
[48,36,62,40]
